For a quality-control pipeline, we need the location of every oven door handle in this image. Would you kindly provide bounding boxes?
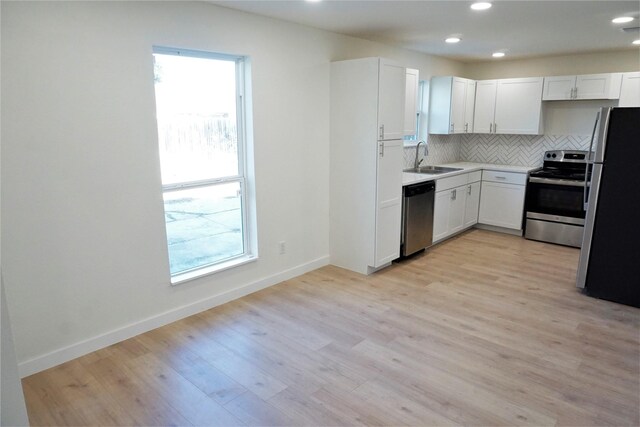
[529,177,587,187]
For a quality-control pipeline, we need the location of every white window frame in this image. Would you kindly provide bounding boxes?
[153,46,256,285]
[404,80,428,145]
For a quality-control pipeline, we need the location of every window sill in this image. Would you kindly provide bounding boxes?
[170,254,258,286]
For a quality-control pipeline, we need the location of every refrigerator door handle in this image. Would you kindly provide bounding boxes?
[583,173,589,211]
[593,107,611,164]
[587,111,599,160]
[577,163,604,289]
[584,111,601,210]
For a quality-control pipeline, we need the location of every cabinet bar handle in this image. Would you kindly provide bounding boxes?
[489,123,493,133]
[379,142,384,157]
[379,125,384,139]
[451,123,454,133]
[468,185,472,195]
[494,123,497,133]
[465,123,468,133]
[495,176,506,180]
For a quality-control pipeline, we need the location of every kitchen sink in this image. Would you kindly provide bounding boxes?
[403,166,463,175]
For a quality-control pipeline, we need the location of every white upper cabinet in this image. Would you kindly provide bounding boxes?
[618,72,640,107]
[473,77,544,135]
[543,73,623,100]
[378,59,407,140]
[404,68,420,136]
[576,73,621,99]
[473,80,497,134]
[428,76,476,134]
[464,80,477,134]
[542,75,577,100]
[494,77,544,135]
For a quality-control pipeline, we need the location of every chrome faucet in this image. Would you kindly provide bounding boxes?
[414,140,426,168]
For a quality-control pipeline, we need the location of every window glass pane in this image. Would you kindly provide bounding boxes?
[163,182,244,275]
[153,53,239,184]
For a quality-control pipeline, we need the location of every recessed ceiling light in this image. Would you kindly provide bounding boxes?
[305,0,322,2]
[492,52,505,58]
[471,2,492,11]
[445,37,461,43]
[633,39,640,45]
[612,16,634,24]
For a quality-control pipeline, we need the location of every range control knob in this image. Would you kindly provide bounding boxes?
[546,153,551,158]
[552,153,557,158]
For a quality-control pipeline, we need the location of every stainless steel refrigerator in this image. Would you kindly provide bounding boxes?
[576,107,640,308]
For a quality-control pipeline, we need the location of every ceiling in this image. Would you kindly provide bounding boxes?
[211,1,640,62]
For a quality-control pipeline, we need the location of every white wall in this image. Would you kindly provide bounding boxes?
[1,1,464,375]
[0,9,29,414]
[463,49,639,80]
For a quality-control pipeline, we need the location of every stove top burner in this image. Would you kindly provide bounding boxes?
[532,149,591,182]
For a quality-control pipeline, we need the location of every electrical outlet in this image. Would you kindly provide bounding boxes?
[278,241,286,255]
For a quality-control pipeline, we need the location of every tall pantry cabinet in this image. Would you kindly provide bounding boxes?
[330,57,407,275]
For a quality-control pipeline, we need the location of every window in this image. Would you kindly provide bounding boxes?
[152,47,255,283]
[404,80,428,144]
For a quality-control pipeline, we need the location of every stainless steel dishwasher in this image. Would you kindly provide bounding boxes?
[401,180,435,257]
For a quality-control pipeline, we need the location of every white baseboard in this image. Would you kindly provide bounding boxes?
[18,256,330,378]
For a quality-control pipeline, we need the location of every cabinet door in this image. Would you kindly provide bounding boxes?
[451,77,467,134]
[478,182,525,230]
[619,72,640,107]
[494,77,543,135]
[448,187,466,235]
[378,59,406,140]
[576,73,622,100]
[374,139,403,267]
[542,75,576,100]
[463,181,481,228]
[464,80,476,133]
[433,190,451,242]
[473,80,497,133]
[404,68,420,136]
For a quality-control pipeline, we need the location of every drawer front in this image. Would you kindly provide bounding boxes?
[467,170,482,183]
[482,170,527,185]
[436,173,469,192]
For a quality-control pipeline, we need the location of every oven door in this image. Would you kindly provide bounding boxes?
[525,177,586,221]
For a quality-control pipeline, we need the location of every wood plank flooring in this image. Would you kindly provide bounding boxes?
[23,229,640,426]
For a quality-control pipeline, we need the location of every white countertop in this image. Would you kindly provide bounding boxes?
[402,162,539,186]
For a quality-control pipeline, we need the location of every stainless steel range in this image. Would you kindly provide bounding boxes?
[524,150,589,247]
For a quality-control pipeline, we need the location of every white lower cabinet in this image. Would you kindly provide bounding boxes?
[433,172,481,243]
[374,140,404,267]
[433,187,464,242]
[478,171,527,230]
[463,181,481,228]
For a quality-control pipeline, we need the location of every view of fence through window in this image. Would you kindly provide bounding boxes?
[153,50,245,276]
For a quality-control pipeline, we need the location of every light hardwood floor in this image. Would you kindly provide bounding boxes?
[23,229,640,426]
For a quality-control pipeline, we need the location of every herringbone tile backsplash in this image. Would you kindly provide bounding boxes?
[460,134,591,166]
[403,134,462,168]
[404,133,591,168]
